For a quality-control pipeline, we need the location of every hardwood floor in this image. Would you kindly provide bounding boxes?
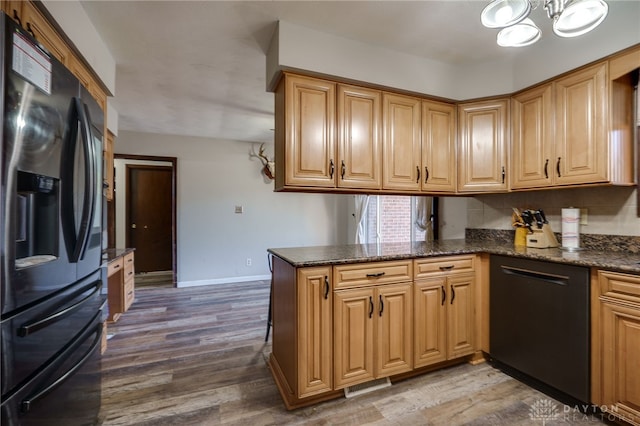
[99,282,609,425]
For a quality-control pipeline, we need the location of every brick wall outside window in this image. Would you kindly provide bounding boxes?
[364,196,427,243]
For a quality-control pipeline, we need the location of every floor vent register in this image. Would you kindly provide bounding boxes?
[344,377,391,398]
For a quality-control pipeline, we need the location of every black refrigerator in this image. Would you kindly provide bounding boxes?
[1,12,105,425]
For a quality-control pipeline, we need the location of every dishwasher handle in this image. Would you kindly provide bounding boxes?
[500,265,569,286]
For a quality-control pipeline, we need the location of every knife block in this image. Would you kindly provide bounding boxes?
[526,224,559,248]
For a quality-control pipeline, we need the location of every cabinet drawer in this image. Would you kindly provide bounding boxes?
[107,258,123,277]
[333,260,412,289]
[414,255,475,278]
[124,278,135,311]
[599,270,640,304]
[124,252,135,280]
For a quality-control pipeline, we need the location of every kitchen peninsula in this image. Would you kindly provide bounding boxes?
[267,235,640,425]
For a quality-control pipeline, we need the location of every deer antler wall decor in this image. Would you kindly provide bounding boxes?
[249,143,275,180]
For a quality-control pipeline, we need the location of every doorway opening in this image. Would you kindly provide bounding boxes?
[112,154,177,287]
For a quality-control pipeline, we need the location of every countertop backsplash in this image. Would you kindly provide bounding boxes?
[465,228,640,254]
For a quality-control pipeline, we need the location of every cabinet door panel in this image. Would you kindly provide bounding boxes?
[447,273,476,358]
[458,99,509,192]
[601,301,640,423]
[283,75,336,187]
[555,63,607,185]
[338,85,381,189]
[334,288,374,389]
[511,84,554,189]
[414,278,447,368]
[20,2,69,65]
[377,283,413,377]
[297,267,333,397]
[422,100,457,192]
[382,93,421,190]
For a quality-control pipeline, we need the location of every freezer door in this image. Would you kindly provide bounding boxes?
[0,270,103,399]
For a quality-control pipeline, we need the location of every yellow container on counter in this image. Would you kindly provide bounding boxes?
[514,227,528,247]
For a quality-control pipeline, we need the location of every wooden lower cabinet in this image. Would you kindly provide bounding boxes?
[414,268,476,369]
[593,270,640,426]
[269,255,479,410]
[107,251,135,322]
[334,282,412,389]
[296,267,333,397]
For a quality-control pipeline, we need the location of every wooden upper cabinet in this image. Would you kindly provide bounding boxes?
[104,131,115,201]
[275,73,336,189]
[511,83,554,189]
[337,85,382,189]
[382,93,422,191]
[421,100,457,193]
[19,1,70,66]
[554,62,607,185]
[457,99,509,192]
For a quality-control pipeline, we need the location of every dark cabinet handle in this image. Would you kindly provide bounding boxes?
[544,159,549,179]
[556,157,562,177]
[416,166,420,183]
[450,286,456,304]
[341,160,345,179]
[12,10,22,27]
[501,166,505,184]
[323,276,329,300]
[26,22,36,39]
[439,265,454,271]
[441,286,446,306]
[366,272,386,278]
[329,159,335,178]
[425,166,429,183]
[369,296,374,319]
[379,295,384,317]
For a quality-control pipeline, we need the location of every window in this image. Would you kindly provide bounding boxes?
[363,195,432,244]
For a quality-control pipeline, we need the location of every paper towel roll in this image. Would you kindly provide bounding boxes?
[561,208,581,249]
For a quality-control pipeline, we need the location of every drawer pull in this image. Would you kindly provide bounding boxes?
[112,263,121,270]
[366,272,386,278]
[439,265,454,271]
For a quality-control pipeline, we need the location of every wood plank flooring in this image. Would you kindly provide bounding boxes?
[99,282,611,425]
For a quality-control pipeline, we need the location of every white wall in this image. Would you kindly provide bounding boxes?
[268,2,640,99]
[114,131,351,287]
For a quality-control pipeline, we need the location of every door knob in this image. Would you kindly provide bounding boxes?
[131,223,137,228]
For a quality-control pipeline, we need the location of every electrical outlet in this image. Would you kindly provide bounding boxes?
[246,258,252,266]
[580,208,588,225]
[235,205,243,214]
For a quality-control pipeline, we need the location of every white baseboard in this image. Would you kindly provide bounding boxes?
[177,274,271,288]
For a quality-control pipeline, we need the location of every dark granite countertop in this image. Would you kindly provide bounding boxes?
[268,240,640,274]
[102,248,135,263]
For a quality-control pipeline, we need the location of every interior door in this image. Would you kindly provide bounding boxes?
[126,165,172,273]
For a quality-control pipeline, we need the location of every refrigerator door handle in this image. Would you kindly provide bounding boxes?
[17,279,102,337]
[19,315,103,413]
[72,99,96,262]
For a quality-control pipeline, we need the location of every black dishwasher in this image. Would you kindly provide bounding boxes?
[490,255,590,404]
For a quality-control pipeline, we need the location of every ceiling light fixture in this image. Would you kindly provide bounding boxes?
[481,0,608,46]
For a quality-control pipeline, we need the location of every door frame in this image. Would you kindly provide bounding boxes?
[114,154,177,286]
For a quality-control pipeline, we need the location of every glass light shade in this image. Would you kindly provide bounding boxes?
[497,18,542,47]
[481,0,531,28]
[553,0,608,37]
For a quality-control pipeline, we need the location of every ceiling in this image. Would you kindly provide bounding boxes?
[79,0,633,145]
